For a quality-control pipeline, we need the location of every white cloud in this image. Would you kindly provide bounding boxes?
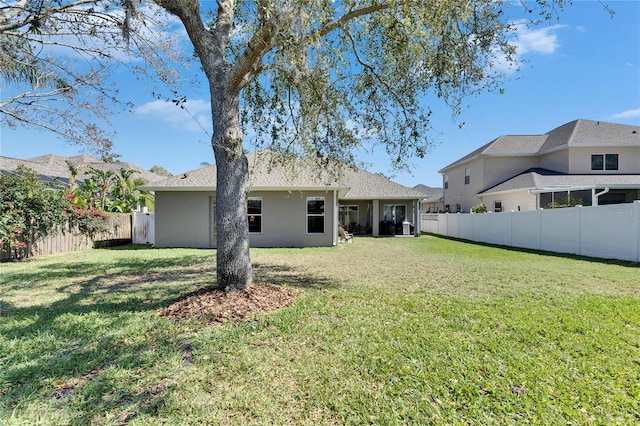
[512,21,566,55]
[492,21,566,74]
[136,99,212,133]
[610,109,640,120]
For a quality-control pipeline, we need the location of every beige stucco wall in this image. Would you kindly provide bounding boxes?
[155,191,214,248]
[441,161,484,213]
[154,190,336,248]
[247,190,335,247]
[443,156,544,213]
[479,190,538,213]
[482,156,541,188]
[568,146,640,174]
[538,149,569,173]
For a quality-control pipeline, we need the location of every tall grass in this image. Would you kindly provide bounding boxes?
[1,237,638,425]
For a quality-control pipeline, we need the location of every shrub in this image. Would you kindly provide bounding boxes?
[0,165,109,259]
[1,166,70,259]
[471,203,488,213]
[547,195,590,209]
[67,207,110,238]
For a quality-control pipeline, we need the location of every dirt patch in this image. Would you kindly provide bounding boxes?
[160,282,298,323]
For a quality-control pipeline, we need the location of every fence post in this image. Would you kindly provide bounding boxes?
[635,201,640,262]
[575,205,583,257]
[538,208,543,251]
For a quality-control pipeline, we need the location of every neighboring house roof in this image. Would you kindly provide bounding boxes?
[340,168,424,200]
[142,151,424,200]
[439,119,640,172]
[479,168,640,195]
[0,154,165,185]
[413,184,443,200]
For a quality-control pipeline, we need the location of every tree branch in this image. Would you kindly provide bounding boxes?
[313,3,390,41]
[0,0,100,33]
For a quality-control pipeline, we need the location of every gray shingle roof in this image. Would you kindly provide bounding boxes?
[413,184,443,200]
[480,168,640,195]
[340,168,424,199]
[439,119,640,172]
[0,154,165,185]
[142,150,424,200]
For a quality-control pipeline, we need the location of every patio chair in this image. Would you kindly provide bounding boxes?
[338,226,353,243]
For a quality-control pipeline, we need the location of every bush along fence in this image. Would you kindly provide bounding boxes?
[421,201,640,263]
[1,213,132,261]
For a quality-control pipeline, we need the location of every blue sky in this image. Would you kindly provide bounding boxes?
[1,0,639,188]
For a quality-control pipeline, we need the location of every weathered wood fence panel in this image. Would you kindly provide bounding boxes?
[2,214,132,261]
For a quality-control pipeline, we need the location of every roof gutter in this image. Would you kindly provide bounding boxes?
[528,185,596,194]
[141,185,350,193]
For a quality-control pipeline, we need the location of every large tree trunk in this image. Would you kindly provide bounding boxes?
[159,0,258,291]
[211,81,253,292]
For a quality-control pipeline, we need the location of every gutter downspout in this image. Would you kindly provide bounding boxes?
[333,189,338,246]
[593,187,610,207]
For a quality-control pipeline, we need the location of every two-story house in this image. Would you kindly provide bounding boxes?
[438,119,640,213]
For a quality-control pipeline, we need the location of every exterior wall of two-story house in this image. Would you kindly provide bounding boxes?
[440,141,545,212]
[439,119,640,213]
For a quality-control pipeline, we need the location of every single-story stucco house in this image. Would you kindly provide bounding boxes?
[141,151,425,248]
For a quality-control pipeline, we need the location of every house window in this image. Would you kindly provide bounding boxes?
[464,168,470,185]
[494,201,502,212]
[247,197,262,233]
[443,174,449,189]
[591,153,618,171]
[307,197,325,234]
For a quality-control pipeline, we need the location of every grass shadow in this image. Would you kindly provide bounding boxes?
[0,251,217,422]
[0,244,342,422]
[426,233,640,268]
[252,261,339,290]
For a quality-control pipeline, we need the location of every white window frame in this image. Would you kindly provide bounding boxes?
[443,174,449,189]
[464,168,471,185]
[306,197,325,234]
[247,197,262,234]
[591,153,619,171]
[494,200,502,213]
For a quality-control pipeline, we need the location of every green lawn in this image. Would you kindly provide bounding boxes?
[1,236,638,425]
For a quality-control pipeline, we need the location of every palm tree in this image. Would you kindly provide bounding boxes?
[109,169,153,212]
[87,168,116,211]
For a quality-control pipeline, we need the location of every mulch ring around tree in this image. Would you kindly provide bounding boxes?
[160,282,298,323]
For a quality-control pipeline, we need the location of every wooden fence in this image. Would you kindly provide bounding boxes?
[1,214,132,261]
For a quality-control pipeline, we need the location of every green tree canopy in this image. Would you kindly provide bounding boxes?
[152,0,579,291]
[150,165,173,177]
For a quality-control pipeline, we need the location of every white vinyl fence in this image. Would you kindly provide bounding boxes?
[421,201,640,262]
[132,212,155,245]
